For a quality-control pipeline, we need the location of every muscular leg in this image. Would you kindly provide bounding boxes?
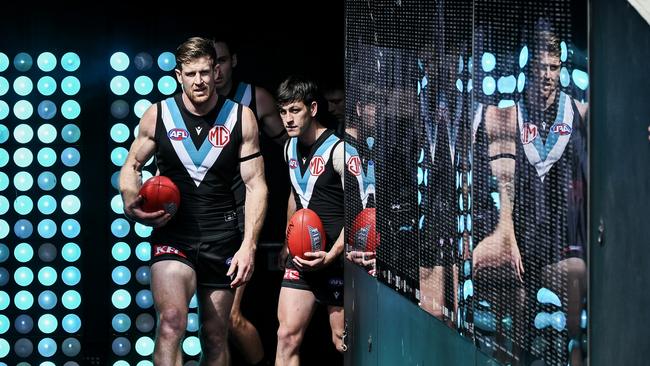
[198,287,235,366]
[327,305,346,353]
[229,283,264,364]
[151,260,197,366]
[419,266,445,319]
[275,287,317,366]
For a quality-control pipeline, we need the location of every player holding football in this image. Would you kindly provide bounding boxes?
[119,37,268,366]
[275,76,347,366]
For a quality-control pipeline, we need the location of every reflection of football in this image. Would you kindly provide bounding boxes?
[139,176,180,215]
[286,208,326,259]
[351,208,379,252]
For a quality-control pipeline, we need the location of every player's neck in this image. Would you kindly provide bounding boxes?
[181,92,218,116]
[299,121,327,146]
[543,89,558,111]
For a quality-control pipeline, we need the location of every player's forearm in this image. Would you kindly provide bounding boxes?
[243,180,268,247]
[119,161,143,202]
[326,228,345,263]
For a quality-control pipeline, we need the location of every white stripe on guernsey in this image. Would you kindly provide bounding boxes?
[160,102,240,187]
[518,92,574,181]
[288,135,339,208]
[239,84,253,107]
[472,102,483,144]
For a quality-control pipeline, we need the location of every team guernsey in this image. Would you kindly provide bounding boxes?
[152,93,243,243]
[283,129,344,306]
[513,91,587,271]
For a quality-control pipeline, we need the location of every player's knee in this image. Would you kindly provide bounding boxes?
[277,324,303,352]
[200,325,229,357]
[158,308,187,339]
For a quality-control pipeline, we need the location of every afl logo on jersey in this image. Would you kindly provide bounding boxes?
[309,156,325,176]
[289,158,298,169]
[551,123,572,135]
[347,156,361,176]
[208,126,231,147]
[520,123,538,145]
[168,128,189,141]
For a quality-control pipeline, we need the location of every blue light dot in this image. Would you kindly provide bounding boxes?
[112,266,131,285]
[187,313,199,332]
[0,53,7,71]
[481,52,496,72]
[110,52,130,72]
[0,173,7,190]
[38,266,57,286]
[38,101,57,120]
[0,102,8,120]
[0,125,8,143]
[112,289,132,309]
[572,69,589,90]
[134,52,153,71]
[37,76,57,96]
[13,124,33,144]
[38,218,57,238]
[136,265,150,285]
[61,218,81,238]
[157,52,176,71]
[62,242,81,262]
[112,313,131,332]
[37,52,57,72]
[14,267,34,287]
[0,315,7,334]
[14,195,33,215]
[111,194,124,214]
[111,218,130,238]
[189,293,198,309]
[14,219,33,239]
[0,291,8,310]
[37,124,57,143]
[0,339,9,358]
[61,100,81,119]
[110,123,130,143]
[62,266,81,285]
[111,171,120,190]
[62,171,81,190]
[61,195,81,215]
[560,41,568,62]
[38,147,57,167]
[135,289,153,308]
[61,75,81,96]
[14,243,33,262]
[112,242,131,261]
[136,336,155,356]
[111,147,128,166]
[498,99,515,109]
[519,46,529,68]
[15,290,34,310]
[0,78,7,97]
[62,290,81,309]
[37,172,57,191]
[517,72,526,93]
[110,75,130,95]
[0,221,8,239]
[136,242,151,261]
[111,99,129,119]
[0,245,7,262]
[38,314,58,333]
[38,196,57,215]
[61,123,81,143]
[13,100,33,120]
[482,76,496,96]
[0,197,6,215]
[61,147,80,167]
[497,75,517,94]
[183,336,202,356]
[158,75,177,95]
[134,99,152,118]
[38,290,57,310]
[135,223,152,238]
[13,76,33,96]
[14,53,33,72]
[0,268,7,286]
[62,314,81,333]
[61,52,80,72]
[0,149,7,167]
[560,67,571,88]
[134,75,154,95]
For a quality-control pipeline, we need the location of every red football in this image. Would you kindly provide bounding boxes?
[139,176,180,215]
[351,208,379,252]
[286,208,327,259]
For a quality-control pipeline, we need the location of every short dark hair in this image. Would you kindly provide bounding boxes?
[533,18,561,59]
[276,75,321,108]
[175,37,217,70]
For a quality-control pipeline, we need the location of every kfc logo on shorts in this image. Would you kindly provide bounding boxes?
[283,269,300,281]
[521,123,538,145]
[168,128,189,141]
[347,155,361,176]
[309,156,325,176]
[551,123,572,135]
[289,158,299,169]
[208,126,231,147]
[153,245,187,258]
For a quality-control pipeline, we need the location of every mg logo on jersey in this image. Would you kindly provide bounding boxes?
[168,128,189,141]
[309,156,325,176]
[521,123,538,145]
[208,126,231,147]
[347,155,361,176]
[289,158,299,169]
[153,245,187,258]
[551,123,572,135]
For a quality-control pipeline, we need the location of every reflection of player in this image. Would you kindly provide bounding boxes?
[119,37,268,365]
[275,76,347,366]
[323,81,346,134]
[345,84,378,275]
[418,49,461,322]
[473,20,588,365]
[212,38,284,366]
